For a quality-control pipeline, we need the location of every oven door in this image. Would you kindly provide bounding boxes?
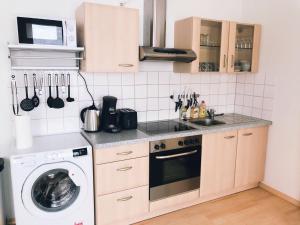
[150,146,201,201]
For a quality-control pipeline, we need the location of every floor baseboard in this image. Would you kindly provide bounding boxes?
[259,182,300,207]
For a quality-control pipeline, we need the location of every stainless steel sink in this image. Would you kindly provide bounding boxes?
[190,118,226,126]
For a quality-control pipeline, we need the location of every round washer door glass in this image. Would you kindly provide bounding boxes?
[32,169,80,212]
[22,162,88,219]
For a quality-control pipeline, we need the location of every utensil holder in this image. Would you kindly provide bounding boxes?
[15,115,32,150]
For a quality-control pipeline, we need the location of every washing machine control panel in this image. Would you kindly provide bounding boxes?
[73,148,88,157]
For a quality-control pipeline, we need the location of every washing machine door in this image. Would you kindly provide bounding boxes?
[22,161,88,219]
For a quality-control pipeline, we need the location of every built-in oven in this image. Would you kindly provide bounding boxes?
[149,135,202,201]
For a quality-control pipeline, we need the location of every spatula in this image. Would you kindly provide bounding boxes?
[47,74,54,108]
[31,73,40,107]
[52,74,65,109]
[66,73,75,102]
[20,73,34,112]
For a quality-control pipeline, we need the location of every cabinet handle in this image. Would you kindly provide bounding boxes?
[117,166,133,172]
[224,135,235,139]
[117,196,133,202]
[116,151,133,156]
[223,54,227,68]
[231,55,234,68]
[118,64,134,67]
[243,133,253,136]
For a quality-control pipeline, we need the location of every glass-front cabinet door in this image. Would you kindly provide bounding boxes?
[198,20,229,73]
[228,23,261,73]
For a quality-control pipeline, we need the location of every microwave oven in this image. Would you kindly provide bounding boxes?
[17,17,77,47]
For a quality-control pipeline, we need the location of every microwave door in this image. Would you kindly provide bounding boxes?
[17,17,64,45]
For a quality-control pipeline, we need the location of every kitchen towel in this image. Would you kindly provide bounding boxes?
[15,115,33,150]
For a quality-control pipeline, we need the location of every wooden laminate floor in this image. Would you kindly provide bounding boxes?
[135,188,300,225]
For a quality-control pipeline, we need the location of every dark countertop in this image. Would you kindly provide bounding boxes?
[82,113,272,149]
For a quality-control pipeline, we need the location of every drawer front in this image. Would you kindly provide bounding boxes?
[94,142,149,164]
[96,186,149,225]
[95,157,149,195]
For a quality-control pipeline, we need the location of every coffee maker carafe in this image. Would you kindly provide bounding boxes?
[101,96,121,133]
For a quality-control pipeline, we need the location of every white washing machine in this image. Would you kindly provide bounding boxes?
[10,133,94,225]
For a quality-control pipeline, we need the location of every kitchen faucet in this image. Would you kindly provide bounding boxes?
[207,109,216,120]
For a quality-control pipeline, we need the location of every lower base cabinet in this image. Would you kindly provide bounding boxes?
[93,126,269,225]
[235,127,268,187]
[96,186,149,225]
[200,130,238,197]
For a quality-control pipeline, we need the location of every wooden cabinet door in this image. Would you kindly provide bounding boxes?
[174,17,201,73]
[219,21,230,73]
[235,127,268,188]
[77,3,139,73]
[200,130,238,197]
[227,22,261,73]
[95,157,149,196]
[114,7,139,72]
[96,186,149,225]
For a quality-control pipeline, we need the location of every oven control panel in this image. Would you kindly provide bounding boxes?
[150,135,202,153]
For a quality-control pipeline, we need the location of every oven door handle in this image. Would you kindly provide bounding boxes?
[155,150,198,160]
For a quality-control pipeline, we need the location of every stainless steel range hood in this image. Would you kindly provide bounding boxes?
[139,0,196,63]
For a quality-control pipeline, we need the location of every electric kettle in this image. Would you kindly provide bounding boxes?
[80,104,101,132]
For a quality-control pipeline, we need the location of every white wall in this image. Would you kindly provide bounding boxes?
[241,0,300,200]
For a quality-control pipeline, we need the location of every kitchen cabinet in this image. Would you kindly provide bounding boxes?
[174,17,261,74]
[235,127,268,187]
[76,3,139,73]
[93,142,148,164]
[200,131,238,197]
[94,142,149,225]
[227,23,261,73]
[96,186,149,225]
[95,157,149,196]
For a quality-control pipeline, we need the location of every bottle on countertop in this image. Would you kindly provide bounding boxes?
[191,105,199,119]
[199,100,207,118]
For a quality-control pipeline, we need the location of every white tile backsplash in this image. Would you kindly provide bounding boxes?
[122,86,135,99]
[234,72,274,120]
[135,85,147,98]
[94,73,108,86]
[15,66,274,136]
[122,73,135,85]
[134,72,147,85]
[107,73,122,85]
[147,85,159,98]
[159,85,170,98]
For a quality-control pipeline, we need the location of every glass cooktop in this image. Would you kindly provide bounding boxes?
[138,120,195,136]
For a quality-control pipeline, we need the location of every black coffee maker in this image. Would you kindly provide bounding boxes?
[101,96,121,133]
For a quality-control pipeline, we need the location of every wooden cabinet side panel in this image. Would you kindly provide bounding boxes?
[174,17,200,73]
[235,126,268,187]
[227,22,237,73]
[76,3,88,71]
[200,131,237,197]
[251,24,262,73]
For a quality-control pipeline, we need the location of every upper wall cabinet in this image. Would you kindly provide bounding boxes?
[174,17,261,74]
[76,3,139,73]
[227,22,261,73]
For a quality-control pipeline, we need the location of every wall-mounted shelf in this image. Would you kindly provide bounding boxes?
[8,44,84,52]
[11,66,80,71]
[8,44,84,71]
